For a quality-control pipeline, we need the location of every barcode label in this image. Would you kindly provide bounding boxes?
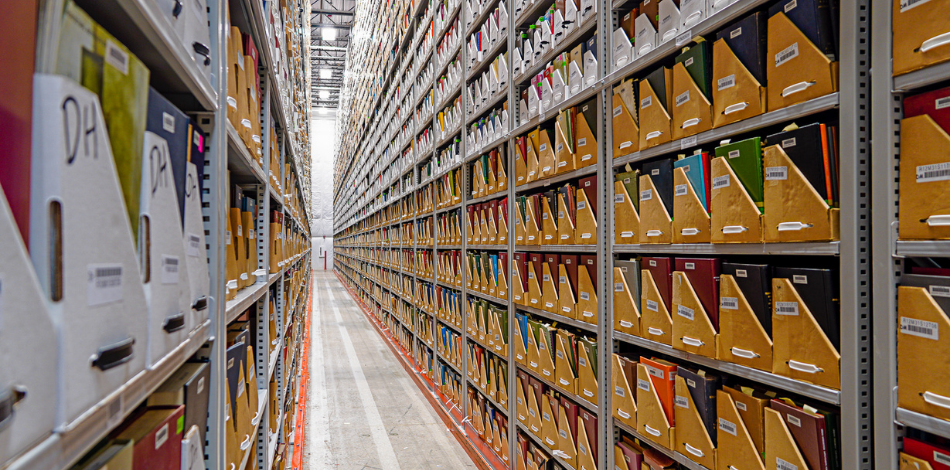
[736,401,747,411]
[931,285,950,297]
[187,233,202,257]
[784,0,798,12]
[901,317,939,340]
[579,138,587,147]
[793,275,808,284]
[728,150,741,159]
[776,457,799,470]
[560,276,567,284]
[719,418,737,436]
[616,385,625,397]
[647,365,665,379]
[938,97,950,110]
[934,451,950,466]
[614,105,623,117]
[620,320,633,328]
[916,162,950,183]
[684,57,694,68]
[641,95,652,109]
[676,395,689,408]
[646,299,659,311]
[580,292,590,300]
[579,357,587,366]
[736,269,748,277]
[638,378,650,391]
[678,305,695,320]
[775,43,799,67]
[540,143,547,152]
[900,0,931,12]
[787,414,802,427]
[776,301,799,316]
[543,274,550,282]
[87,264,123,306]
[675,184,688,196]
[766,166,788,180]
[104,41,129,75]
[155,423,169,449]
[713,175,730,189]
[681,135,698,149]
[730,27,742,39]
[718,74,736,91]
[162,113,176,133]
[161,255,180,285]
[685,262,695,270]
[640,189,653,201]
[615,282,624,292]
[721,296,739,310]
[615,193,625,203]
[578,201,586,210]
[676,90,690,107]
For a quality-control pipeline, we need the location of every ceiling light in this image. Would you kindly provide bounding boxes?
[323,27,337,41]
[320,90,330,100]
[320,68,332,79]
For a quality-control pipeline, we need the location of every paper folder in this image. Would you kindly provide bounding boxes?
[711,39,766,128]
[672,167,711,244]
[710,156,764,243]
[718,274,773,371]
[557,191,576,245]
[558,402,579,468]
[764,408,810,470]
[638,78,673,149]
[541,197,559,245]
[614,180,641,244]
[672,272,718,358]
[716,389,767,470]
[575,185,598,245]
[772,278,840,389]
[674,375,716,469]
[641,269,674,345]
[537,130,558,178]
[766,12,838,111]
[614,266,641,336]
[763,145,839,242]
[671,61,713,139]
[639,174,673,244]
[575,106,598,168]
[612,354,638,429]
[613,93,640,157]
[892,0,950,76]
[577,340,598,404]
[636,363,673,448]
[555,118,577,174]
[897,285,950,421]
[899,115,950,239]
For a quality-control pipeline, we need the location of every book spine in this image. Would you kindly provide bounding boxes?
[819,420,830,470]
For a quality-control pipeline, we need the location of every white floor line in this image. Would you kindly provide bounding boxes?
[394,367,473,469]
[306,275,331,469]
[327,280,403,470]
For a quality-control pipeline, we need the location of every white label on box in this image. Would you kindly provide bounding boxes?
[776,301,799,316]
[675,395,690,408]
[104,41,129,75]
[776,457,799,470]
[736,269,748,277]
[677,304,695,320]
[163,112,176,133]
[187,233,202,257]
[730,27,742,39]
[580,291,590,300]
[713,175,730,189]
[615,193,625,203]
[782,137,797,148]
[718,74,736,91]
[900,0,931,12]
[766,166,788,180]
[614,105,623,117]
[674,184,688,196]
[161,255,180,284]
[721,296,739,310]
[646,299,659,311]
[647,365,664,379]
[728,149,741,159]
[931,285,950,297]
[561,276,568,284]
[784,0,798,11]
[736,400,747,411]
[775,43,799,67]
[641,95,652,109]
[719,418,737,436]
[677,29,693,47]
[155,423,169,449]
[87,264,123,306]
[640,189,653,201]
[540,143,547,152]
[578,200,586,210]
[901,317,939,340]
[676,90,690,107]
[615,282,625,292]
[787,414,802,427]
[935,451,950,466]
[681,135,698,149]
[937,97,950,109]
[793,275,808,284]
[638,378,651,391]
[916,162,950,183]
[616,385,625,397]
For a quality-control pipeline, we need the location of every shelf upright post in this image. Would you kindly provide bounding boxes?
[460,0,472,432]
[506,0,518,467]
[202,0,229,467]
[255,73,274,470]
[595,0,612,466]
[839,0,873,468]
[870,0,902,467]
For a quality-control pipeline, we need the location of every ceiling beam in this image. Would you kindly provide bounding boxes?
[311,9,355,15]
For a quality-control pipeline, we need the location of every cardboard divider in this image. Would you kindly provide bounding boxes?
[513,263,528,306]
[575,186,598,245]
[526,325,542,374]
[558,403,578,467]
[766,12,838,111]
[515,206,527,245]
[538,130,558,179]
[639,79,673,149]
[614,180,641,245]
[527,383,544,436]
[557,192,577,245]
[516,145,529,186]
[640,270,674,345]
[635,363,674,448]
[710,156,764,243]
[575,110,598,169]
[526,143,541,184]
[718,274,773,372]
[577,340,599,404]
[498,209,510,245]
[772,278,841,390]
[897,286,950,421]
[541,395,560,449]
[528,262,543,308]
[900,452,937,470]
[764,408,810,470]
[716,390,767,470]
[673,375,716,469]
[498,156,509,193]
[639,174,673,244]
[555,119,577,174]
[763,145,839,242]
[538,329,558,380]
[576,415,598,470]
[541,197,559,245]
[559,264,578,319]
[612,93,640,157]
[672,167,711,244]
[556,335,579,394]
[614,267,641,336]
[671,62,713,140]
[712,39,766,128]
[671,272,719,358]
[612,354,638,429]
[525,202,541,245]
[498,264,509,300]
[577,264,599,325]
[892,0,950,76]
[899,115,950,239]
[541,263,559,313]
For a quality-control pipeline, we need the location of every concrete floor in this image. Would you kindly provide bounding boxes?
[304,271,478,470]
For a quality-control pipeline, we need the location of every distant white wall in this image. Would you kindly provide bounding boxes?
[312,236,334,270]
[310,112,337,237]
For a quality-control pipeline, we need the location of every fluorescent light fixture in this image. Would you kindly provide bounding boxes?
[320,68,332,79]
[322,27,337,41]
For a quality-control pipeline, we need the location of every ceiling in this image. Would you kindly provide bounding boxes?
[310,0,356,110]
